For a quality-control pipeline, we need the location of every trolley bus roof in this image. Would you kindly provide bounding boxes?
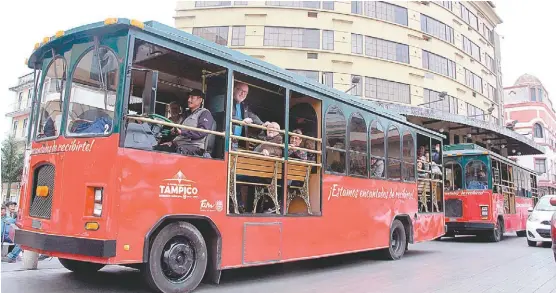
[443,143,538,174]
[27,18,445,139]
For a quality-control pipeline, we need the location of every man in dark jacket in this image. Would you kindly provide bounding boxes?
[161,89,215,156]
[231,81,269,150]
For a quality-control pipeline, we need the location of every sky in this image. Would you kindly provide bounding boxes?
[0,0,553,137]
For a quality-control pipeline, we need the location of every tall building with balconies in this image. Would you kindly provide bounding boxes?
[4,72,35,202]
[504,74,556,195]
[174,1,512,149]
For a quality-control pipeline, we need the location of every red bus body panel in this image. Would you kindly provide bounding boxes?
[444,189,532,234]
[17,136,445,267]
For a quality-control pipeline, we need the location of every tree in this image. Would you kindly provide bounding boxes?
[1,135,24,202]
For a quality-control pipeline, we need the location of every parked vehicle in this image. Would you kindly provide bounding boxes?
[526,195,556,247]
[550,197,556,261]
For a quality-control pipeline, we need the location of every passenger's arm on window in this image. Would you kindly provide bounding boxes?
[178,111,213,140]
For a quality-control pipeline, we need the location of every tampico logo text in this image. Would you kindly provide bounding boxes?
[159,171,199,199]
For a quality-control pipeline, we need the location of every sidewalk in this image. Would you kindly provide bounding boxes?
[1,257,63,273]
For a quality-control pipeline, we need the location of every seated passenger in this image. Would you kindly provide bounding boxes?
[254,122,283,157]
[288,128,308,161]
[162,89,215,156]
[168,101,184,124]
[370,157,384,177]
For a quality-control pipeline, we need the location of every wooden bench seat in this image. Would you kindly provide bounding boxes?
[229,153,313,214]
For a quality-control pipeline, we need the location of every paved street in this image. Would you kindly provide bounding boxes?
[2,234,555,293]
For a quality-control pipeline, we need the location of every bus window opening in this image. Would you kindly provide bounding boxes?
[465,160,488,190]
[36,57,67,140]
[66,46,119,136]
[444,160,463,191]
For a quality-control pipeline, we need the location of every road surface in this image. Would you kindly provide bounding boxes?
[2,234,555,293]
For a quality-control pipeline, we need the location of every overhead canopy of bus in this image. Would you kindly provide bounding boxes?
[26,18,444,141]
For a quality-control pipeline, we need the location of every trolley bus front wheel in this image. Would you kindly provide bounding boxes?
[143,221,208,293]
[381,219,407,260]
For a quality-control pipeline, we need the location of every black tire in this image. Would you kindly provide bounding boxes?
[380,219,407,260]
[516,230,527,237]
[527,240,536,247]
[143,221,208,293]
[487,218,503,242]
[58,258,105,273]
[541,242,552,248]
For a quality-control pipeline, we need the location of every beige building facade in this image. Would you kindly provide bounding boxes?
[175,1,504,130]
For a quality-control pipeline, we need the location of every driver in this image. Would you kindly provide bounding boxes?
[162,89,215,156]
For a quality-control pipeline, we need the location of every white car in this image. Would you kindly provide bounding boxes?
[526,195,556,247]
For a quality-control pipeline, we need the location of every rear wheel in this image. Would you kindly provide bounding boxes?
[527,240,537,247]
[516,230,526,237]
[380,219,406,260]
[58,258,105,274]
[487,218,503,242]
[143,221,208,293]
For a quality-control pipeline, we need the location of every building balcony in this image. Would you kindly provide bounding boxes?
[9,72,35,92]
[5,102,31,118]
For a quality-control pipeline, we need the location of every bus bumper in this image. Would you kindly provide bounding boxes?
[446,222,495,234]
[14,229,116,258]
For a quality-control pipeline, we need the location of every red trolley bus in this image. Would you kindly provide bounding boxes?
[15,19,446,292]
[443,143,538,242]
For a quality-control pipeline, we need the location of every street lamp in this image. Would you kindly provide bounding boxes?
[345,76,361,93]
[417,91,447,106]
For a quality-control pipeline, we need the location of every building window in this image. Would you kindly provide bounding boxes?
[323,1,334,10]
[322,30,334,50]
[231,26,246,46]
[422,50,456,78]
[464,68,483,93]
[462,36,481,61]
[351,1,408,26]
[421,14,454,43]
[192,26,229,45]
[287,69,319,82]
[364,77,411,104]
[12,120,17,135]
[535,159,547,174]
[530,87,537,101]
[538,88,543,102]
[534,123,544,138]
[323,72,333,87]
[17,92,23,110]
[266,1,321,8]
[351,75,362,96]
[467,103,485,120]
[264,27,320,49]
[351,33,363,54]
[482,24,494,43]
[487,84,497,103]
[22,118,28,137]
[365,36,409,64]
[27,89,32,107]
[485,54,495,72]
[435,1,452,10]
[195,1,232,7]
[460,4,479,31]
[423,89,458,114]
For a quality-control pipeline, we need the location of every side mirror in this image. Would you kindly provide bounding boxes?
[527,207,534,213]
[550,197,556,206]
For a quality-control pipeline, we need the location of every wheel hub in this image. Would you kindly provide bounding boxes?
[162,241,194,280]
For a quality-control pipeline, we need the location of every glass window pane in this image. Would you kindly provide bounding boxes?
[36,57,67,140]
[66,47,118,136]
[326,106,346,173]
[349,113,368,177]
[465,160,488,190]
[370,120,385,178]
